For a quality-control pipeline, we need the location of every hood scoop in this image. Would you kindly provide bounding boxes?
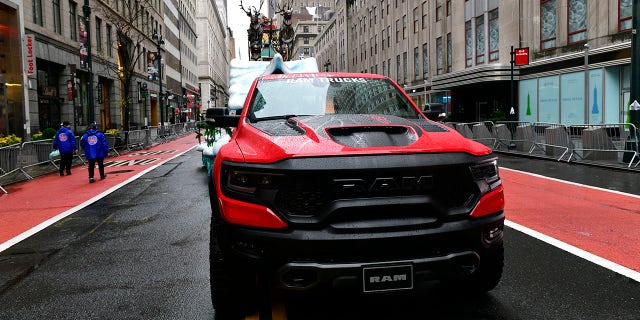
[327,126,417,148]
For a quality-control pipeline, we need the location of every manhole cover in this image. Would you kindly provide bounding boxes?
[106,169,135,174]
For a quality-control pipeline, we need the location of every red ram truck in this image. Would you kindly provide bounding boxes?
[206,71,505,319]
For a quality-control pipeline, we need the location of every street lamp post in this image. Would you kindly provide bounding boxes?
[324,59,332,72]
[83,0,95,123]
[584,43,589,123]
[152,31,165,131]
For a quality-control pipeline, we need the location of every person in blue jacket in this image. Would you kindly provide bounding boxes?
[80,123,110,183]
[53,121,78,176]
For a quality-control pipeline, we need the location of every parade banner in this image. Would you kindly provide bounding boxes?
[79,16,88,69]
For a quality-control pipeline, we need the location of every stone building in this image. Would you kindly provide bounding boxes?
[196,0,230,115]
[0,0,227,141]
[316,0,634,124]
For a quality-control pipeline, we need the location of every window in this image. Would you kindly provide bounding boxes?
[374,6,378,25]
[413,7,419,33]
[304,36,309,44]
[375,35,378,54]
[414,47,420,80]
[488,9,499,62]
[422,43,429,79]
[387,26,391,48]
[541,0,557,49]
[446,33,451,72]
[33,0,43,26]
[422,2,428,29]
[403,15,407,39]
[53,0,62,34]
[465,20,473,67]
[568,0,587,43]
[620,0,632,31]
[403,52,408,82]
[106,24,112,57]
[303,25,309,32]
[437,37,443,75]
[95,17,102,52]
[382,28,386,48]
[69,1,77,40]
[446,0,451,16]
[436,2,442,21]
[383,60,386,77]
[395,19,400,43]
[396,55,401,83]
[475,15,485,64]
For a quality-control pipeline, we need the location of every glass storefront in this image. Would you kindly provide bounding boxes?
[519,65,627,125]
[0,2,25,137]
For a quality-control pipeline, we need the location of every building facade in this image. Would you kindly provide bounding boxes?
[316,0,634,125]
[1,0,229,141]
[196,0,230,115]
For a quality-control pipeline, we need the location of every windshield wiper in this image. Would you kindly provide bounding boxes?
[251,114,302,122]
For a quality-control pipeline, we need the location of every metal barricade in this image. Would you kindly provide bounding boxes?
[123,129,147,150]
[0,143,29,193]
[530,122,572,161]
[494,121,534,151]
[20,139,56,171]
[106,136,121,156]
[565,123,639,167]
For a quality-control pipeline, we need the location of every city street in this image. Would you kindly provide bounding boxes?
[0,147,639,319]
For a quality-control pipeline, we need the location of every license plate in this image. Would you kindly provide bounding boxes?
[362,264,413,293]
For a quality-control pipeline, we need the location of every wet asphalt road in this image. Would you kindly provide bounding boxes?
[0,150,639,319]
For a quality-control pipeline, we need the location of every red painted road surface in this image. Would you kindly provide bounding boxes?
[501,168,640,273]
[1,140,639,277]
[0,133,200,251]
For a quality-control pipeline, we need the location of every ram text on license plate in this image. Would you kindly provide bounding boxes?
[362,264,413,293]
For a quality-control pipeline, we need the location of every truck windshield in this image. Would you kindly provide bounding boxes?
[247,77,420,121]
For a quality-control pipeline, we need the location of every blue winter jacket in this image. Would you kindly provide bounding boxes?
[53,126,77,154]
[81,129,110,160]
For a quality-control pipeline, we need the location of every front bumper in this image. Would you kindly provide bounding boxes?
[216,211,504,291]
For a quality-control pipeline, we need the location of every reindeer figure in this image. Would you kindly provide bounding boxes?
[240,0,265,61]
[275,0,294,61]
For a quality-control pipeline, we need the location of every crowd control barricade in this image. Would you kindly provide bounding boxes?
[0,143,29,193]
[123,129,147,151]
[20,139,57,172]
[565,123,639,168]
[530,123,572,161]
[469,121,496,148]
[106,136,121,156]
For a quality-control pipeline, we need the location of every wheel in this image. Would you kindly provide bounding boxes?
[209,174,259,320]
[467,244,504,293]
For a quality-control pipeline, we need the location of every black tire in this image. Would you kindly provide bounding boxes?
[209,174,259,320]
[468,244,504,293]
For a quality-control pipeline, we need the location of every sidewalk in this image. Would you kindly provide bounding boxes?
[0,133,199,252]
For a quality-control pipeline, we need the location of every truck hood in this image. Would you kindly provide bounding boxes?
[232,114,491,163]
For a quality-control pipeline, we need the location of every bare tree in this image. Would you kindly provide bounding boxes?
[96,0,158,134]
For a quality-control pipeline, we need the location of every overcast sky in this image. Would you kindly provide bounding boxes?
[227,0,270,61]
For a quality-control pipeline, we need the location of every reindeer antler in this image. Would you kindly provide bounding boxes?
[274,0,292,14]
[239,0,251,16]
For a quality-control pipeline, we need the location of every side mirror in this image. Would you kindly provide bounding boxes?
[205,107,240,128]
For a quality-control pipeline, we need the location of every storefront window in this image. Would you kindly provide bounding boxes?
[0,4,25,136]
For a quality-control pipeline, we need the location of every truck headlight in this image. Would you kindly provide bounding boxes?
[227,170,283,193]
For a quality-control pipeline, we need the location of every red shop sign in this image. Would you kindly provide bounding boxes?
[514,47,529,66]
